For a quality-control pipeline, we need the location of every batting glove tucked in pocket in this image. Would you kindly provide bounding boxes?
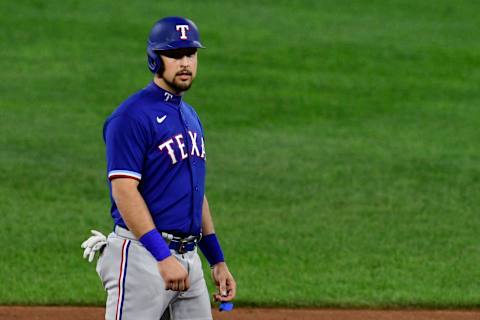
[81,230,107,263]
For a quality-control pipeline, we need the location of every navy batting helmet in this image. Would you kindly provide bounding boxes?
[147,16,205,74]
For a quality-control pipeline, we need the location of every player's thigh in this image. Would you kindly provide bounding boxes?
[170,280,212,320]
[170,252,212,320]
[97,234,175,320]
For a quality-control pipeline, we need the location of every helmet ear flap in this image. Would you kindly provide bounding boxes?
[147,47,163,74]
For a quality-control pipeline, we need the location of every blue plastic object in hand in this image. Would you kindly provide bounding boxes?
[219,302,234,312]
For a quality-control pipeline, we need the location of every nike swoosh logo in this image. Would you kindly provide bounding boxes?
[156,115,167,124]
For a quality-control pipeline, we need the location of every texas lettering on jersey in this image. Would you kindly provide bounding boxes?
[158,130,205,164]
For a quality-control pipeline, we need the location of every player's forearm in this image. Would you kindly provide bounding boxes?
[112,178,172,262]
[201,195,215,235]
[111,179,156,239]
[199,195,225,267]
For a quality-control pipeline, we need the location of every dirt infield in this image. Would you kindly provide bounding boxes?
[1,306,480,320]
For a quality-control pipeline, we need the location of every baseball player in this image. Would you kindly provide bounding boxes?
[82,16,236,320]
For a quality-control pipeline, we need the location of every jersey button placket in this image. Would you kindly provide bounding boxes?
[180,104,198,198]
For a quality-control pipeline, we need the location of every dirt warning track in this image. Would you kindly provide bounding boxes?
[0,306,479,320]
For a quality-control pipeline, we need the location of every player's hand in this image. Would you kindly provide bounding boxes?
[211,262,236,301]
[157,256,190,291]
[81,230,107,262]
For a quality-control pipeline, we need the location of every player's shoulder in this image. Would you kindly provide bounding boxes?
[109,85,157,120]
[181,101,201,119]
[181,100,205,134]
[103,84,160,139]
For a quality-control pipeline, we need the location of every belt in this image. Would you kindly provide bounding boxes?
[168,238,197,254]
[114,226,200,254]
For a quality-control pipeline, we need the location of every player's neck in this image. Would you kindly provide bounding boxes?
[153,76,184,96]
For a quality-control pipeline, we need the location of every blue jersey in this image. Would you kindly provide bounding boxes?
[103,82,206,236]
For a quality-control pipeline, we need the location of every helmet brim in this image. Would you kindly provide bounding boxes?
[151,40,205,51]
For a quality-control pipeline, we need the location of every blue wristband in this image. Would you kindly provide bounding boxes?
[198,233,224,266]
[139,229,171,261]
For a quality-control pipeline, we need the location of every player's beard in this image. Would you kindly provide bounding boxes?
[163,72,193,93]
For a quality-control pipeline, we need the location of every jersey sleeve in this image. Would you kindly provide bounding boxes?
[104,115,149,181]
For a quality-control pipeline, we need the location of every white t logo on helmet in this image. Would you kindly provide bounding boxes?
[176,25,189,40]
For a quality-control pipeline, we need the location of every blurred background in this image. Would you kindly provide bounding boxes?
[1,0,479,307]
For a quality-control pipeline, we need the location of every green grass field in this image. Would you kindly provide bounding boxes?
[1,0,480,307]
